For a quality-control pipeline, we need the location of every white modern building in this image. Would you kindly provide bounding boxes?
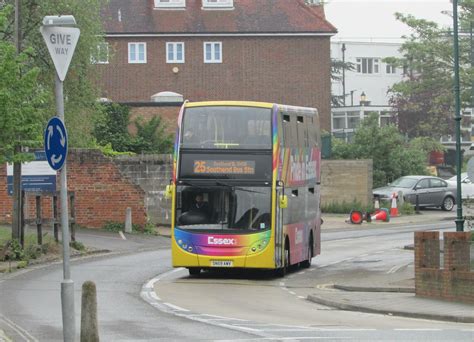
[330,41,403,138]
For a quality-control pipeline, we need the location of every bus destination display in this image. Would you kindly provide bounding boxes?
[194,160,256,175]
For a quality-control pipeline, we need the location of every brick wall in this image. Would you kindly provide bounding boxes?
[0,150,147,229]
[415,231,474,304]
[1,153,373,227]
[114,154,173,226]
[96,36,332,131]
[321,160,373,206]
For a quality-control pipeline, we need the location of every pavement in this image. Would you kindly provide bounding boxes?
[310,210,474,324]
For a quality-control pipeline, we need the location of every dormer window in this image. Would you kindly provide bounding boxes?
[202,0,233,9]
[155,0,185,9]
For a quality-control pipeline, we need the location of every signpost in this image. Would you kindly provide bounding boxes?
[41,15,79,342]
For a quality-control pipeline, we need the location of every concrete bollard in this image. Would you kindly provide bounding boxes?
[80,281,99,342]
[125,207,132,233]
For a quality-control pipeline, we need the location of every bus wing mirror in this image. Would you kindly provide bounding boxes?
[279,195,288,209]
[165,184,173,199]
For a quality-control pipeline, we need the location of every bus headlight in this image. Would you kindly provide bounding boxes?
[247,239,269,255]
[176,238,195,254]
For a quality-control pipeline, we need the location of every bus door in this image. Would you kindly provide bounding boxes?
[275,185,284,268]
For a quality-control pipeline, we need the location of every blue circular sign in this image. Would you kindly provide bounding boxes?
[44,117,68,171]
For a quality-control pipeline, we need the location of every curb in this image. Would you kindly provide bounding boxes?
[0,249,110,274]
[333,284,415,293]
[307,294,474,323]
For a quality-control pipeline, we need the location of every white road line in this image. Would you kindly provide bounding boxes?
[289,291,296,295]
[394,328,442,331]
[387,265,399,274]
[298,296,306,299]
[279,282,285,286]
[297,271,305,275]
[149,292,160,301]
[215,337,350,341]
[163,302,190,312]
[359,254,369,257]
[0,316,38,342]
[118,231,126,240]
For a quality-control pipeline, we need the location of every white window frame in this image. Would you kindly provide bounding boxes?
[386,64,397,74]
[91,42,109,64]
[356,58,380,74]
[202,0,233,8]
[128,42,147,64]
[154,0,186,8]
[166,42,185,63]
[203,42,222,63]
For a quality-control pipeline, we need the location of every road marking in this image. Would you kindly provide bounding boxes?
[387,262,411,274]
[0,316,38,342]
[118,231,126,240]
[215,337,350,341]
[297,271,305,275]
[149,292,160,301]
[289,291,296,295]
[279,282,285,286]
[394,328,442,331]
[163,302,189,312]
[298,296,306,299]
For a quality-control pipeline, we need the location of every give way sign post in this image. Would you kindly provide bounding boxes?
[40,16,80,342]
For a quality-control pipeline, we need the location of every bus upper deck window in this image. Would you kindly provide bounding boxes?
[297,116,304,123]
[283,114,290,123]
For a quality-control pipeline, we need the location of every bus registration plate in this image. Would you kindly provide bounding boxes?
[211,260,233,267]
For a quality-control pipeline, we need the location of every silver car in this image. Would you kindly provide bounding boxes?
[373,175,457,211]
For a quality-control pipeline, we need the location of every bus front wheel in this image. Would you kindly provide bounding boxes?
[188,267,201,276]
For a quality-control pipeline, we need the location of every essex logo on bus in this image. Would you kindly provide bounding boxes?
[207,237,236,245]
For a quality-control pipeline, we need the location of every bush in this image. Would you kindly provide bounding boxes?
[70,241,85,251]
[102,221,124,233]
[322,200,374,214]
[3,239,24,261]
[102,221,157,235]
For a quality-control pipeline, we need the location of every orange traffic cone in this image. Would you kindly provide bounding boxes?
[371,208,390,222]
[390,193,399,217]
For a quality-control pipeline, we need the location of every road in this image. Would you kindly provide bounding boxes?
[0,222,473,341]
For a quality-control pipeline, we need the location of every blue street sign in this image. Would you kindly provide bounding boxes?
[6,161,57,195]
[44,116,68,171]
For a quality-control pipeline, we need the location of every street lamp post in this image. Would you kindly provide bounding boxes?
[452,0,465,232]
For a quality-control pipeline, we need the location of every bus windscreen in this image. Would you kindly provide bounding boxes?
[181,106,272,149]
[176,185,271,232]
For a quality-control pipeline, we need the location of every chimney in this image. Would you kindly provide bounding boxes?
[304,0,326,18]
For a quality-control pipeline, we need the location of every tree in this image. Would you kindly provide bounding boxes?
[0,5,47,164]
[93,103,173,154]
[1,0,107,147]
[387,2,474,139]
[331,59,355,107]
[332,113,427,187]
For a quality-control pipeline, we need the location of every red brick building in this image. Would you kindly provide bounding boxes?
[97,0,336,131]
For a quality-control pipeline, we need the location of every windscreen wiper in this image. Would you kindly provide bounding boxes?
[214,180,264,194]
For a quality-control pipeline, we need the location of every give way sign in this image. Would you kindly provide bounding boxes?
[40,26,80,81]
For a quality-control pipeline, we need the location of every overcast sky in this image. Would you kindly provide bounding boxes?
[325,0,454,43]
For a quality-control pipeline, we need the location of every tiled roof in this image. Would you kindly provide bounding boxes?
[102,0,337,35]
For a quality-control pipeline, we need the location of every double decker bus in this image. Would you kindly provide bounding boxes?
[166,101,321,276]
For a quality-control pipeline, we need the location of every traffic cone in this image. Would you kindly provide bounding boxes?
[349,210,363,224]
[390,192,399,217]
[371,208,390,222]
